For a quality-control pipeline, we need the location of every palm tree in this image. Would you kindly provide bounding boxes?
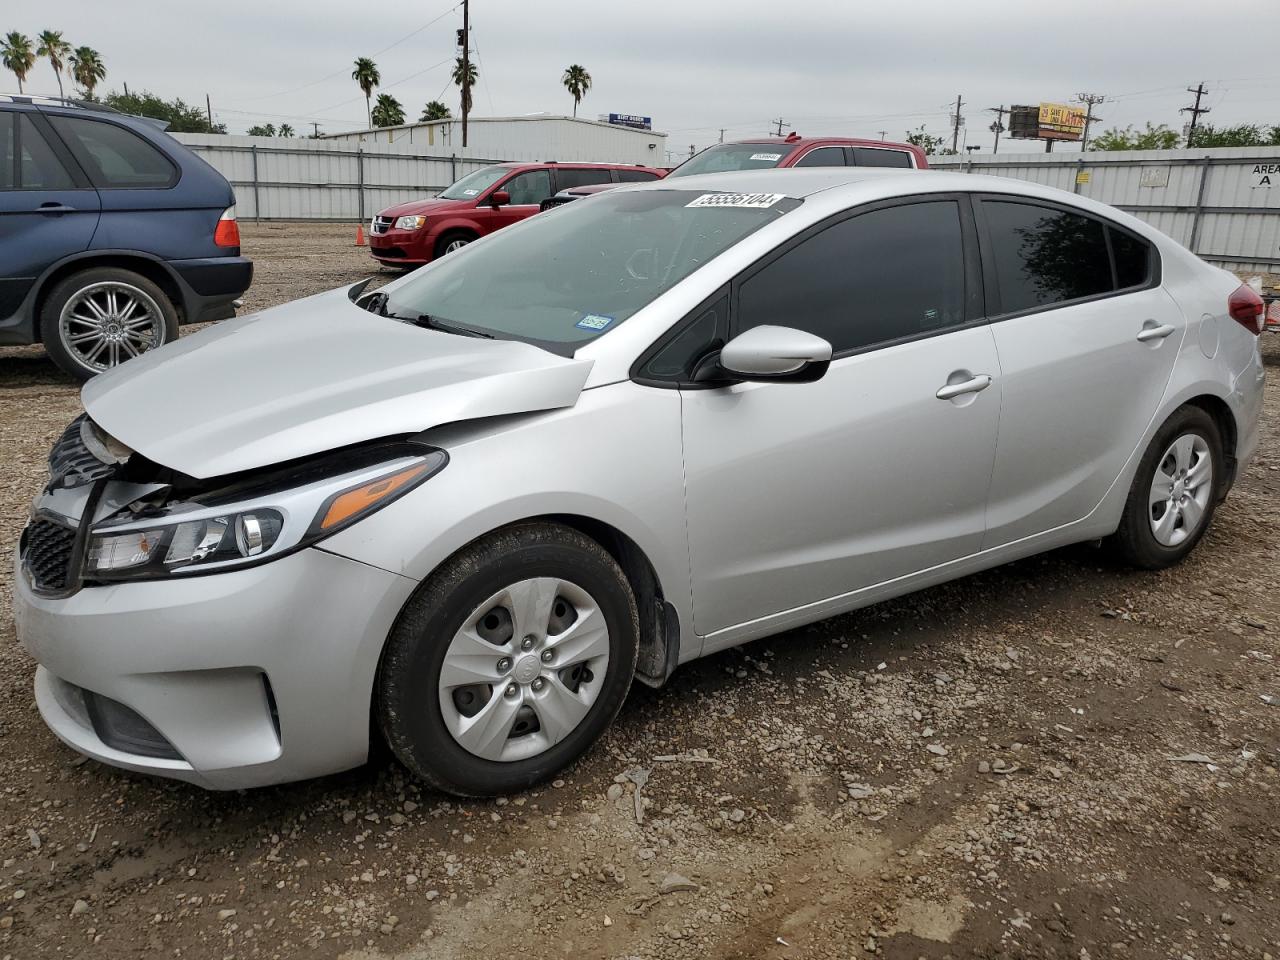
[420,100,451,122]
[69,46,105,98]
[278,123,295,138]
[2,32,36,94]
[351,57,379,129]
[371,93,404,128]
[451,56,477,117]
[36,30,71,97]
[561,64,591,118]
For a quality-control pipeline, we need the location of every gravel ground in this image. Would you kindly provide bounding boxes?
[0,223,1278,959]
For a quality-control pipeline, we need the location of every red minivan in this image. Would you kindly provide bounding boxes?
[369,162,666,267]
[666,132,928,178]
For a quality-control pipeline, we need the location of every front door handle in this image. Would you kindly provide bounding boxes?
[1136,323,1176,342]
[936,374,992,400]
[37,202,76,215]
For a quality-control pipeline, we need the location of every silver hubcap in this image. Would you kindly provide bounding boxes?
[1148,433,1212,546]
[443,239,469,254]
[438,577,610,762]
[59,281,163,372]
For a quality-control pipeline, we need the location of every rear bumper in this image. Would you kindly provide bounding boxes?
[169,256,254,324]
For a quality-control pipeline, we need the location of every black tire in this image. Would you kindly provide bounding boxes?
[433,231,475,259]
[376,522,639,796]
[40,267,179,381]
[1110,405,1223,569]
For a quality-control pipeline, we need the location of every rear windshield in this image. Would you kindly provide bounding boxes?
[380,188,802,352]
[439,165,512,200]
[667,143,792,178]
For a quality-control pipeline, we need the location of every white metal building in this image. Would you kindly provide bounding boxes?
[319,115,667,166]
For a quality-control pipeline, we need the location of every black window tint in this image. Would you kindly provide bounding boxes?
[794,147,846,168]
[984,201,1112,313]
[737,200,966,354]
[642,295,724,381]
[1111,228,1151,289]
[615,169,659,182]
[500,169,552,205]
[48,116,175,188]
[556,167,613,189]
[0,112,14,189]
[18,116,75,189]
[851,147,912,168]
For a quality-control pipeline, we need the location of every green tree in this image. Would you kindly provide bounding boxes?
[452,56,477,117]
[904,124,946,155]
[420,99,451,121]
[371,93,404,127]
[2,32,36,93]
[36,30,71,97]
[246,123,276,137]
[561,64,591,118]
[1091,122,1180,151]
[1188,123,1280,148]
[103,89,226,133]
[351,57,379,128]
[69,46,105,98]
[278,123,295,138]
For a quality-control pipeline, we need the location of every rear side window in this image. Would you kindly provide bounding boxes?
[794,147,846,167]
[983,200,1112,313]
[15,115,77,189]
[0,112,13,188]
[851,147,912,168]
[1111,228,1152,289]
[48,116,176,189]
[615,169,660,182]
[736,200,967,354]
[556,167,613,189]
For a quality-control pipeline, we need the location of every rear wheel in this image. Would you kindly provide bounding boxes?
[1111,406,1223,568]
[377,523,639,796]
[40,267,178,381]
[434,231,475,259]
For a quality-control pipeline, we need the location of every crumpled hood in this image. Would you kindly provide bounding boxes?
[378,196,469,218]
[81,287,593,479]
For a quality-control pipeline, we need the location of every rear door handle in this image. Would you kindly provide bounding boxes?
[936,374,992,400]
[1136,323,1176,342]
[37,202,76,215]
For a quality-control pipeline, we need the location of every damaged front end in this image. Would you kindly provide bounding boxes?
[20,414,446,597]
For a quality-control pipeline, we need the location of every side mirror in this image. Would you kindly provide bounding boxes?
[717,325,832,382]
[489,190,511,207]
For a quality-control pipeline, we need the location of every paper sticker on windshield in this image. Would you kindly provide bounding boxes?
[463,189,478,196]
[686,192,786,209]
[749,153,782,162]
[577,314,614,331]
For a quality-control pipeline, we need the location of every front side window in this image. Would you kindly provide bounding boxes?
[666,143,791,177]
[851,147,913,168]
[556,168,613,189]
[500,169,553,206]
[615,169,660,183]
[381,189,801,351]
[983,200,1112,313]
[794,147,846,168]
[48,116,174,188]
[18,116,76,190]
[736,200,967,354]
[439,165,512,200]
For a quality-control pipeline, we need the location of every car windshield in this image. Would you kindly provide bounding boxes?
[381,188,802,353]
[667,143,792,178]
[439,165,512,200]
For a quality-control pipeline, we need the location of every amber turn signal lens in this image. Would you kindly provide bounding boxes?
[319,463,433,531]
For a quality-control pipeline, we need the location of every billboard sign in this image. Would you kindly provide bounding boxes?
[607,113,652,130]
[1008,103,1085,142]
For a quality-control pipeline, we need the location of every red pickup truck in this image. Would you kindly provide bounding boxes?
[369,161,666,267]
[667,132,928,177]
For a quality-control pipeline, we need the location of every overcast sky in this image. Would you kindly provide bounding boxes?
[6,0,1278,158]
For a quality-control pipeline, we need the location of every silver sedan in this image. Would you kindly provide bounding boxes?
[13,168,1266,795]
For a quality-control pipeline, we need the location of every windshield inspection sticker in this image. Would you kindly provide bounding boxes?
[687,192,786,209]
[577,314,614,331]
[749,153,783,161]
[463,189,479,196]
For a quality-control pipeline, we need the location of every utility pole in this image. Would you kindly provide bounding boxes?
[205,93,213,132]
[689,144,695,158]
[461,0,470,148]
[877,130,887,141]
[1180,82,1210,147]
[771,117,790,138]
[312,121,321,138]
[718,128,724,144]
[950,94,964,154]
[1074,92,1105,151]
[987,105,1008,154]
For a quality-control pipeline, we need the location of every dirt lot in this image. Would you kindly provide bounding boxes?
[1,223,1278,960]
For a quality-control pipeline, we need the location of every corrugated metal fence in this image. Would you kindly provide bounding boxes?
[173,134,503,222]
[932,146,1280,273]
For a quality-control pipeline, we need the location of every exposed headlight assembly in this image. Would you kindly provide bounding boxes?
[83,450,446,582]
[394,215,427,230]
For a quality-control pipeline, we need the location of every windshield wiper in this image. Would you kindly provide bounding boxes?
[406,313,495,339]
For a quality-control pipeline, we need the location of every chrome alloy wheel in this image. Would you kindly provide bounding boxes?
[1148,433,1213,547]
[438,577,610,763]
[58,281,164,372]
[443,238,470,254]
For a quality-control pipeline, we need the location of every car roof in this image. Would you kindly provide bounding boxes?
[631,166,921,198]
[726,136,914,150]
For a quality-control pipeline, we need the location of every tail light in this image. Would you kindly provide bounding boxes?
[1227,284,1265,335]
[214,207,240,248]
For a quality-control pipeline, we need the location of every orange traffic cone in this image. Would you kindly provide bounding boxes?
[355,224,366,247]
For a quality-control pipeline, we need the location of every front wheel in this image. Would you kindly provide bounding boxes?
[434,232,474,259]
[377,523,639,796]
[1111,406,1223,569]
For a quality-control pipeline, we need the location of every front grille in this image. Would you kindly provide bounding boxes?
[372,245,407,258]
[372,216,393,236]
[22,517,78,592]
[48,415,117,490]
